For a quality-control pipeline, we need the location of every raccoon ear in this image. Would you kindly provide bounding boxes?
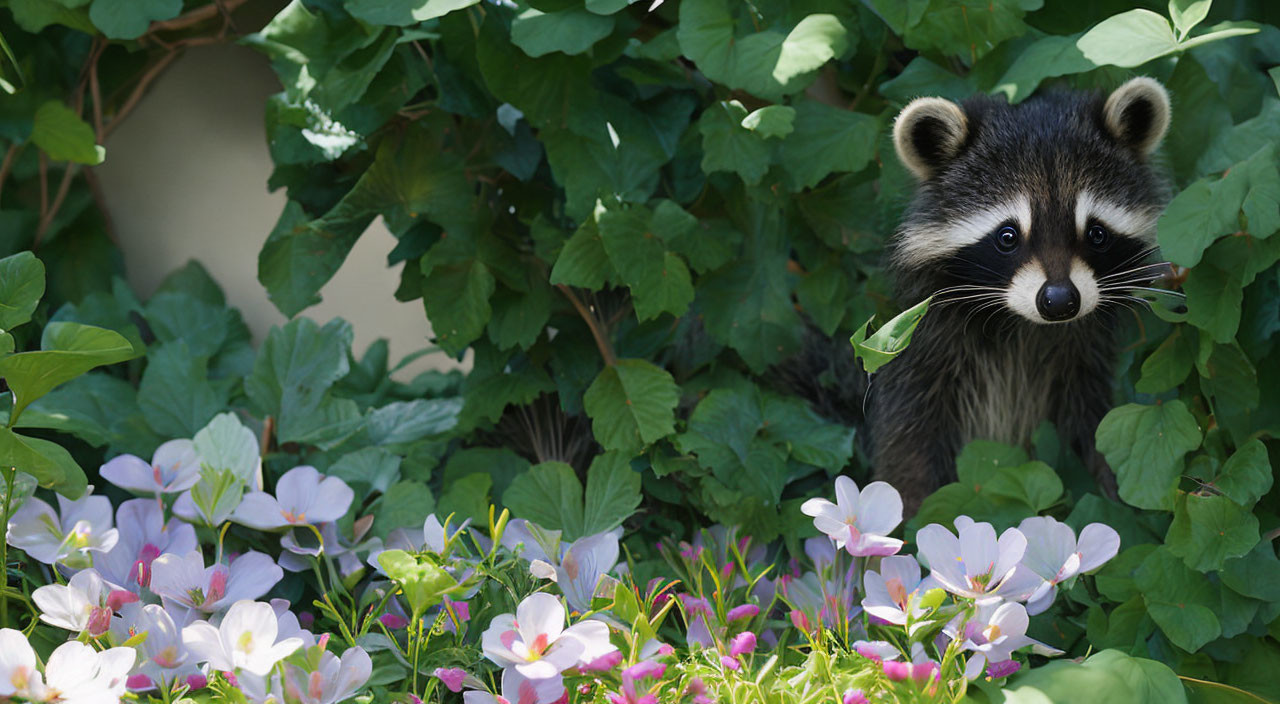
[1103,77,1171,157]
[893,97,969,180]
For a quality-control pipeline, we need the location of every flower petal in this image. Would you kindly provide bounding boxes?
[100,455,157,494]
[231,492,289,530]
[1076,523,1120,574]
[854,482,903,535]
[515,592,565,645]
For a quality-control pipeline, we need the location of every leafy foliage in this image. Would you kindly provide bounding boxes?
[1,0,1279,700]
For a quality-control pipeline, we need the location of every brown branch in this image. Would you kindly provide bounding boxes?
[149,0,249,34]
[1265,526,1280,543]
[103,50,179,139]
[556,284,617,367]
[34,164,79,249]
[0,144,18,206]
[82,168,118,244]
[89,40,105,139]
[37,152,48,218]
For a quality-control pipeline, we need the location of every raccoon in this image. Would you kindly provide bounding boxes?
[868,77,1174,512]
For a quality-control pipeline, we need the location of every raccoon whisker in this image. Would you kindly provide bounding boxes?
[962,299,1007,332]
[1104,245,1162,274]
[932,293,1006,308]
[930,284,1006,296]
[947,256,1008,280]
[1098,285,1185,298]
[1098,261,1174,282]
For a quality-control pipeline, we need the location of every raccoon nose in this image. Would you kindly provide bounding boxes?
[1036,282,1080,321]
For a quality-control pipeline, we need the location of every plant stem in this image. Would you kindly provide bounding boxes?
[0,466,14,628]
[556,284,617,366]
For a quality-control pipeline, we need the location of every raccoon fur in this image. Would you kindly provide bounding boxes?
[864,77,1175,512]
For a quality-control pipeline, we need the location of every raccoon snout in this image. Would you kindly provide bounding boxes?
[1036,282,1080,321]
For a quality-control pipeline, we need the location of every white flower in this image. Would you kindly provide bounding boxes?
[463,669,564,704]
[5,489,119,568]
[0,628,135,703]
[94,498,198,590]
[1017,516,1120,613]
[957,600,1062,679]
[916,517,1042,601]
[32,568,136,637]
[481,592,615,679]
[100,439,201,495]
[182,600,303,676]
[530,531,620,614]
[283,647,373,704]
[861,555,939,626]
[112,603,196,687]
[150,550,282,618]
[801,477,904,557]
[233,466,354,531]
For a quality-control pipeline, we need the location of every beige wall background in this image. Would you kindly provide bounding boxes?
[95,43,465,374]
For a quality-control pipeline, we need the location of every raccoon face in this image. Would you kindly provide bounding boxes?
[891,78,1172,325]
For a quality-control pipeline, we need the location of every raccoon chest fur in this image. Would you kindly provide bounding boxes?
[954,339,1051,448]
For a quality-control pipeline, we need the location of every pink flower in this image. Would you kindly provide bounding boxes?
[623,660,666,681]
[728,632,756,657]
[789,609,811,633]
[719,655,740,671]
[433,667,467,693]
[127,674,154,691]
[843,689,869,704]
[726,604,759,622]
[882,660,911,681]
[379,614,408,630]
[912,662,940,682]
[801,477,904,557]
[580,650,623,672]
[186,673,208,690]
[986,660,1022,679]
[854,640,898,662]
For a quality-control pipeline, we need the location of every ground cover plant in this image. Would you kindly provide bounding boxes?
[0,0,1278,701]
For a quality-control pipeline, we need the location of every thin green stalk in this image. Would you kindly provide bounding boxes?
[0,466,14,628]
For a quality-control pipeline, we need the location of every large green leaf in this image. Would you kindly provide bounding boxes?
[1135,547,1221,652]
[421,257,495,357]
[698,100,771,185]
[30,101,104,165]
[244,317,353,444]
[583,359,679,453]
[510,7,615,57]
[0,427,86,498]
[597,206,695,321]
[780,100,879,190]
[0,251,45,332]
[1095,401,1202,511]
[1165,492,1259,572]
[376,550,458,617]
[678,0,848,101]
[1159,144,1280,268]
[502,461,585,538]
[88,0,181,39]
[581,451,641,536]
[137,342,228,439]
[1077,9,1256,68]
[373,480,436,541]
[344,0,480,25]
[14,373,162,457]
[0,322,138,423]
[1000,649,1188,704]
[1212,439,1272,507]
[991,34,1095,103]
[850,297,932,374]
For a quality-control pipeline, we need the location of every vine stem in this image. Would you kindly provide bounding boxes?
[556,284,617,366]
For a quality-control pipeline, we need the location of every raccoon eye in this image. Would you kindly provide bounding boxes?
[994,224,1019,252]
[1087,224,1111,250]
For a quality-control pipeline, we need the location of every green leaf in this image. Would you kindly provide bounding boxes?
[1221,542,1280,602]
[144,292,231,359]
[698,101,771,185]
[1095,401,1202,510]
[0,427,86,498]
[192,413,259,484]
[779,100,879,190]
[1169,0,1211,38]
[850,297,932,374]
[437,472,492,525]
[1159,144,1280,268]
[376,550,458,617]
[365,399,460,445]
[1003,649,1188,704]
[502,461,584,538]
[329,447,401,499]
[678,0,849,101]
[1135,546,1221,652]
[1211,439,1272,507]
[15,373,162,457]
[137,342,228,439]
[914,441,1062,531]
[992,34,1095,103]
[1136,326,1196,393]
[550,220,613,290]
[88,0,181,39]
[1165,492,1259,571]
[244,317,353,445]
[1077,9,1178,68]
[581,451,641,536]
[30,101,104,165]
[583,359,679,453]
[510,8,615,57]
[741,105,795,139]
[344,0,480,25]
[0,251,45,332]
[0,322,138,423]
[597,206,694,321]
[374,481,436,541]
[422,258,495,356]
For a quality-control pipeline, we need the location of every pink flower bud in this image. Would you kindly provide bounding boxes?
[719,655,741,671]
[720,563,734,581]
[729,631,757,657]
[126,674,154,691]
[727,604,759,622]
[986,660,1022,679]
[186,674,208,691]
[379,613,409,629]
[107,589,139,611]
[911,662,940,683]
[843,689,869,704]
[657,643,675,657]
[298,611,315,629]
[87,606,113,637]
[789,609,811,633]
[433,668,467,693]
[686,677,707,695]
[623,660,667,681]
[579,650,623,672]
[882,660,911,682]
